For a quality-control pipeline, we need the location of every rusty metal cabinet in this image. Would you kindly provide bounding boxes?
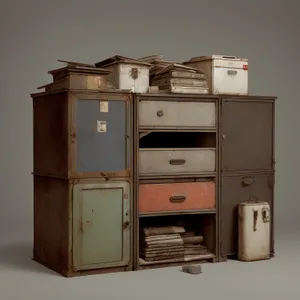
[219,96,276,261]
[32,83,276,276]
[220,97,275,172]
[33,176,133,277]
[32,91,132,179]
[32,88,133,277]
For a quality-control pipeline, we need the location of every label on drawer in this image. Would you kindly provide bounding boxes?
[96,120,107,133]
[99,101,109,112]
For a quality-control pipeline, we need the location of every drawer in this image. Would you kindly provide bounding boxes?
[139,182,216,213]
[139,148,215,176]
[139,101,216,129]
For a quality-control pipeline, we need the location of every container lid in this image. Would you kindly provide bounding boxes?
[239,199,269,206]
[94,55,151,68]
[48,59,111,76]
[154,63,204,76]
[138,55,164,64]
[48,66,111,76]
[183,55,248,63]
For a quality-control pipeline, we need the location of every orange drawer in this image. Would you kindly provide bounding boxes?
[139,182,215,213]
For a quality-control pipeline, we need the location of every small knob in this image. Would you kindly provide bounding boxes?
[157,110,164,117]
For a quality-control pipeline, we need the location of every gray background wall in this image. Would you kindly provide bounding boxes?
[0,0,298,239]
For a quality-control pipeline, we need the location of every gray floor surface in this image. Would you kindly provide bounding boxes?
[0,229,299,300]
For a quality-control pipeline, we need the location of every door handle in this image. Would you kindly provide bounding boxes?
[242,177,254,186]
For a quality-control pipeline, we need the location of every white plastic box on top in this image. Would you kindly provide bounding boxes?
[182,55,249,95]
[95,55,151,93]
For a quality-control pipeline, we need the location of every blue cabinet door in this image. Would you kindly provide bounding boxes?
[75,98,128,174]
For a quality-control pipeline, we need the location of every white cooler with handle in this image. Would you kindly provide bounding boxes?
[182,55,248,95]
[238,199,271,262]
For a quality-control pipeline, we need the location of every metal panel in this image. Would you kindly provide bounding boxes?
[73,182,130,271]
[221,98,274,172]
[220,173,274,257]
[139,100,216,129]
[75,98,127,173]
[33,92,69,178]
[139,148,216,176]
[33,176,70,276]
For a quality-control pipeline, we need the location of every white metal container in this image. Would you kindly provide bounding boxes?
[95,56,151,93]
[238,200,271,262]
[183,55,248,95]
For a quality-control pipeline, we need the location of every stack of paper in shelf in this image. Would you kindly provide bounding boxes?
[181,232,209,260]
[138,55,209,94]
[140,226,185,262]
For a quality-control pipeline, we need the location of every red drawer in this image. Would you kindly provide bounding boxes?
[139,182,215,213]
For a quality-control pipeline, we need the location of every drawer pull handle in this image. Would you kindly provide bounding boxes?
[227,70,237,76]
[157,110,164,117]
[169,196,186,203]
[242,177,253,186]
[169,159,186,165]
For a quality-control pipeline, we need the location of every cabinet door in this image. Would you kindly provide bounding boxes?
[220,173,274,257]
[72,182,131,271]
[221,98,274,172]
[74,95,130,177]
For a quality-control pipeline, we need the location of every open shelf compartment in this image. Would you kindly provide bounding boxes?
[137,214,216,268]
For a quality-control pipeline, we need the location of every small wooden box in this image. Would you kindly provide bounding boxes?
[38,65,111,92]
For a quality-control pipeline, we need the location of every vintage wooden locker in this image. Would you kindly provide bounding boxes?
[33,176,132,277]
[220,97,275,172]
[219,173,274,260]
[32,90,132,179]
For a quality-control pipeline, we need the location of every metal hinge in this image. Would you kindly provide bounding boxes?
[269,174,275,188]
[70,132,76,144]
[272,157,276,169]
[69,178,80,186]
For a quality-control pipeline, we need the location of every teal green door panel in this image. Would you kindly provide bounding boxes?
[72,182,130,271]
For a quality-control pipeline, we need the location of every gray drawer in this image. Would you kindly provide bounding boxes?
[139,148,216,176]
[139,101,216,129]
